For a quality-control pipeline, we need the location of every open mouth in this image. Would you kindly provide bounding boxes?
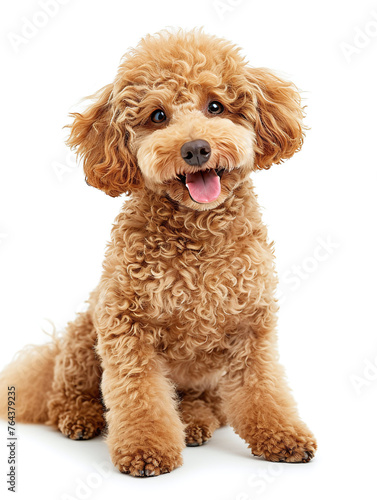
[177,168,225,204]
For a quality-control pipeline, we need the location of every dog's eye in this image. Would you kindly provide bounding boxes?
[208,101,224,115]
[151,109,167,123]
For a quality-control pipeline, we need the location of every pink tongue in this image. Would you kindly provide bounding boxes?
[185,170,221,203]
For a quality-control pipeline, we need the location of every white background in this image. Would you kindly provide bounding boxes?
[1,0,377,498]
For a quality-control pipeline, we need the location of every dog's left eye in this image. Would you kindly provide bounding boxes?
[151,109,167,123]
[208,101,224,115]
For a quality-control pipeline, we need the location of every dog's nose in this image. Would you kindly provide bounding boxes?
[181,140,211,167]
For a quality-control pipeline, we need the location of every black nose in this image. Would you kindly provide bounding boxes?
[180,140,211,166]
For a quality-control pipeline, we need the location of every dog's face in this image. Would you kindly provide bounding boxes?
[134,100,254,210]
[68,30,305,210]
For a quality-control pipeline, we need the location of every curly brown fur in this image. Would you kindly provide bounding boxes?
[179,389,225,446]
[46,307,105,440]
[0,29,316,475]
[0,336,61,423]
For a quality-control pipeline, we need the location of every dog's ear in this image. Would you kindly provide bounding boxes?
[66,83,141,197]
[245,68,305,170]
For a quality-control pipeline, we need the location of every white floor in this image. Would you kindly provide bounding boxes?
[1,417,375,500]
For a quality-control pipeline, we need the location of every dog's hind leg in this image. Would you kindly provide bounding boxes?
[46,310,105,440]
[179,388,226,446]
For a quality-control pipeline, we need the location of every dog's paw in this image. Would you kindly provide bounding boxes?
[58,411,105,440]
[185,423,212,447]
[251,427,317,463]
[113,448,183,477]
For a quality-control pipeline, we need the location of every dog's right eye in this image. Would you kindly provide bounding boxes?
[208,101,224,115]
[151,109,167,123]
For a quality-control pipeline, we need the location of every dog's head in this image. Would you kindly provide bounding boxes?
[68,29,305,210]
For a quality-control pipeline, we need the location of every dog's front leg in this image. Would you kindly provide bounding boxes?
[221,323,317,463]
[97,320,185,477]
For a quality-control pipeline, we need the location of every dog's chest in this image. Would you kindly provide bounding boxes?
[127,233,256,332]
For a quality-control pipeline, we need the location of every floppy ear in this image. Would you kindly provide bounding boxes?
[66,83,141,197]
[246,68,305,170]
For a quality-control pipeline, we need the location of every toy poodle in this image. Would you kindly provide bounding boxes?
[0,29,316,477]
